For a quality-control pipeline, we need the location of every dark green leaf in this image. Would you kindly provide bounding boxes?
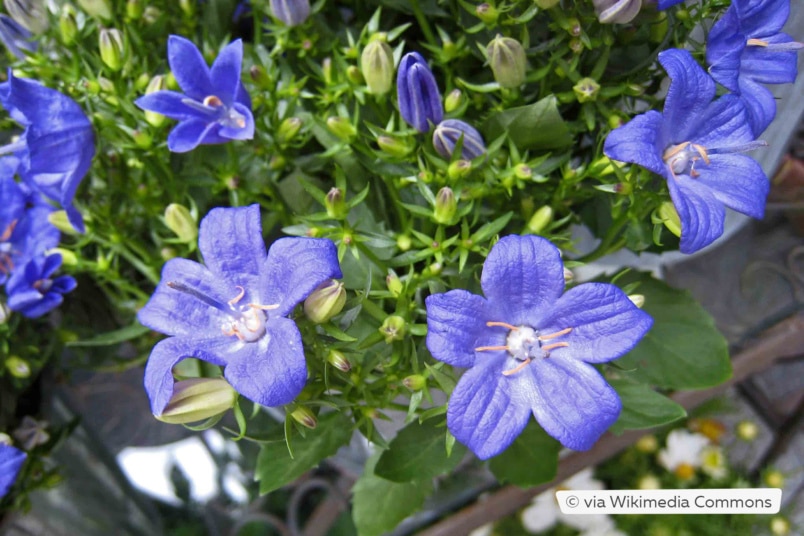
[609,378,686,435]
[489,421,560,487]
[66,323,150,347]
[375,419,467,483]
[482,96,572,151]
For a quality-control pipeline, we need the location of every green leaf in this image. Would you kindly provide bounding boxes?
[66,323,150,347]
[489,421,560,487]
[375,419,467,483]
[609,378,686,435]
[352,453,433,536]
[255,412,352,494]
[613,272,731,389]
[482,96,572,151]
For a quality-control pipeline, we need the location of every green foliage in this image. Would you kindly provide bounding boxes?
[609,378,687,434]
[489,421,561,487]
[375,418,467,482]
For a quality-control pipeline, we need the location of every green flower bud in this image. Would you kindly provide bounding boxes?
[386,272,403,297]
[635,434,658,453]
[327,350,351,372]
[59,6,78,45]
[567,18,582,36]
[361,39,394,95]
[736,420,758,441]
[126,0,143,19]
[346,65,363,85]
[475,3,499,25]
[303,279,347,323]
[156,378,237,424]
[5,0,48,33]
[78,0,112,20]
[178,0,194,17]
[573,77,601,103]
[277,117,303,144]
[6,356,30,378]
[444,89,464,113]
[377,136,412,158]
[563,267,574,283]
[770,517,790,536]
[514,163,532,179]
[569,38,583,54]
[447,159,472,181]
[99,28,126,72]
[628,294,645,309]
[326,116,357,142]
[403,374,427,391]
[526,205,553,235]
[486,35,527,88]
[249,65,272,90]
[0,301,9,324]
[658,202,681,237]
[144,75,167,127]
[325,187,347,219]
[48,210,80,235]
[290,406,317,429]
[396,235,412,251]
[425,262,443,276]
[133,73,150,91]
[434,187,457,224]
[322,57,333,85]
[161,247,176,260]
[50,247,78,266]
[380,315,406,343]
[534,0,560,7]
[142,5,160,23]
[131,129,152,149]
[764,470,784,489]
[164,203,197,243]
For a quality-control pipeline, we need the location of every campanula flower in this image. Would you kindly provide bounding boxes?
[397,52,443,133]
[433,119,487,160]
[604,49,770,253]
[0,443,26,499]
[270,0,310,27]
[6,253,76,318]
[0,71,95,233]
[0,14,36,58]
[137,205,342,416]
[706,0,803,136]
[135,35,254,153]
[425,235,652,459]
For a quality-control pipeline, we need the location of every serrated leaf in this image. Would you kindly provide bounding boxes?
[255,412,352,494]
[375,419,467,483]
[609,378,686,435]
[488,421,560,487]
[482,96,572,151]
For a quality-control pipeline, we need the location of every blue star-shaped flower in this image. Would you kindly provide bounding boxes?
[135,35,255,153]
[425,235,652,459]
[6,253,76,318]
[604,49,770,254]
[706,0,803,136]
[137,205,342,416]
[0,70,95,233]
[0,443,26,499]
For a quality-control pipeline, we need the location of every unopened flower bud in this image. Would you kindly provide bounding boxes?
[156,378,237,424]
[770,517,791,536]
[377,135,412,158]
[397,52,443,132]
[403,374,427,391]
[573,77,600,103]
[628,294,645,309]
[514,163,532,179]
[77,0,112,20]
[249,65,272,90]
[0,301,10,324]
[4,0,48,33]
[569,38,583,54]
[386,272,403,296]
[433,119,486,160]
[434,187,457,224]
[144,75,167,127]
[444,89,464,113]
[304,279,346,323]
[290,406,317,429]
[563,267,574,283]
[526,205,553,235]
[486,35,527,88]
[321,57,333,85]
[736,420,758,441]
[448,159,472,181]
[380,315,406,343]
[534,0,560,7]
[658,202,681,237]
[178,0,194,16]
[6,356,30,378]
[638,474,661,490]
[635,434,658,453]
[49,247,78,266]
[327,350,351,372]
[593,0,641,24]
[270,0,310,27]
[326,116,357,142]
[361,39,394,95]
[48,210,80,235]
[325,187,347,219]
[164,203,197,243]
[764,470,784,489]
[475,3,498,25]
[426,261,443,276]
[345,65,364,85]
[126,0,144,20]
[99,28,126,72]
[277,117,303,144]
[396,235,412,251]
[59,6,78,44]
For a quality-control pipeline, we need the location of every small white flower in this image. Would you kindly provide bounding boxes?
[521,468,607,534]
[700,446,728,479]
[657,430,709,480]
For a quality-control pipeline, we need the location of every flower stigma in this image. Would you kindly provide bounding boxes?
[476,321,572,376]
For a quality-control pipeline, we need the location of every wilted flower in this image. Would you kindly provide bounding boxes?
[0,443,26,499]
[486,35,527,88]
[425,235,652,459]
[270,0,310,27]
[657,429,709,480]
[397,52,443,132]
[706,0,803,136]
[135,36,254,153]
[432,119,486,160]
[6,253,77,318]
[604,49,769,253]
[137,205,342,416]
[593,0,642,24]
[361,38,394,95]
[12,416,49,450]
[0,14,36,57]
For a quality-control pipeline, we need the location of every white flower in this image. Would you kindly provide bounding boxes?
[657,430,709,480]
[521,468,608,534]
[700,446,728,479]
[468,523,493,536]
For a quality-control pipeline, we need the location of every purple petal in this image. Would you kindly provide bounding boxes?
[425,290,491,368]
[737,77,776,136]
[167,35,213,101]
[525,357,621,451]
[167,118,220,153]
[0,444,26,499]
[480,235,565,325]
[198,204,267,289]
[397,53,443,133]
[217,102,255,140]
[603,111,667,177]
[740,33,798,85]
[698,154,769,219]
[734,0,789,37]
[667,175,725,254]
[657,0,684,8]
[0,174,25,227]
[706,7,744,92]
[144,336,230,415]
[691,95,755,148]
[135,91,211,121]
[447,358,531,460]
[51,274,77,294]
[658,49,716,143]
[537,283,653,364]
[259,237,341,317]
[210,39,244,104]
[224,317,307,407]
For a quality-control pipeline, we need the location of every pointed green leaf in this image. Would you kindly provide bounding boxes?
[609,378,686,435]
[375,419,467,483]
[482,96,572,151]
[489,421,560,487]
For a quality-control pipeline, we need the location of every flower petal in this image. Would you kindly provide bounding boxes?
[537,282,653,364]
[210,39,244,104]
[167,35,213,100]
[658,49,716,143]
[706,7,744,92]
[447,358,531,460]
[737,77,776,136]
[259,237,342,317]
[667,175,725,254]
[0,444,26,499]
[697,154,768,219]
[144,336,230,415]
[740,33,798,85]
[734,0,789,37]
[134,90,211,121]
[166,118,221,153]
[480,235,565,325]
[198,204,266,289]
[525,357,621,451]
[425,289,491,368]
[217,102,255,141]
[603,111,667,176]
[224,317,308,407]
[691,94,754,147]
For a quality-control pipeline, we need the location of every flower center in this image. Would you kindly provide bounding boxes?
[182,96,248,130]
[475,321,572,376]
[32,278,52,293]
[663,140,768,178]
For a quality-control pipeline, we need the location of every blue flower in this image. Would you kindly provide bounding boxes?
[604,49,770,254]
[137,205,342,416]
[0,443,26,499]
[432,119,487,160]
[135,36,255,153]
[6,253,76,318]
[425,235,652,459]
[270,0,310,27]
[397,52,443,133]
[0,14,36,58]
[706,0,803,136]
[0,70,95,233]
